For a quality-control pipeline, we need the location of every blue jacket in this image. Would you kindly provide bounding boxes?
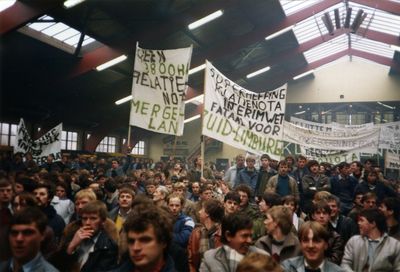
[353,180,398,204]
[43,205,65,246]
[330,174,358,201]
[174,211,194,249]
[234,167,259,194]
[106,155,132,178]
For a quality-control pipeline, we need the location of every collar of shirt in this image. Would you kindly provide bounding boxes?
[11,253,41,272]
[305,259,324,272]
[118,208,131,221]
[330,216,340,228]
[7,202,13,215]
[313,174,320,182]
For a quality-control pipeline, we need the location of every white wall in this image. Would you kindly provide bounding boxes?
[287,58,400,103]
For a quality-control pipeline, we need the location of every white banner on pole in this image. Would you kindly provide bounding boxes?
[300,145,360,164]
[290,116,333,132]
[14,118,62,165]
[331,122,374,131]
[202,61,287,161]
[385,152,400,169]
[283,121,380,154]
[378,122,400,150]
[129,45,193,136]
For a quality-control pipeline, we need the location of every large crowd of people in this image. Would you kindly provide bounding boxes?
[1,148,400,272]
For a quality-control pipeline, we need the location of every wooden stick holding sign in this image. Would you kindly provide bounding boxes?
[172,136,178,157]
[201,135,204,179]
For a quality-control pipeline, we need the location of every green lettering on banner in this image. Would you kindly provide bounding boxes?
[141,102,150,115]
[151,104,161,117]
[131,100,140,113]
[163,107,171,119]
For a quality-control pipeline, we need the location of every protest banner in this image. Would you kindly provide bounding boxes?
[14,119,62,166]
[202,61,287,161]
[378,122,400,150]
[331,121,374,131]
[300,145,360,164]
[283,121,380,154]
[290,116,333,132]
[129,45,192,136]
[385,152,400,170]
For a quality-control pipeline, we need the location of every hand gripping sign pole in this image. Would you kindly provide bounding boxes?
[200,60,208,179]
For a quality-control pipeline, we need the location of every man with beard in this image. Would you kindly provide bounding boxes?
[33,183,65,246]
[266,161,299,198]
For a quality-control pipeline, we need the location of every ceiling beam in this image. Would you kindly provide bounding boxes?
[351,0,400,16]
[248,49,350,93]
[351,49,400,70]
[190,0,342,68]
[0,0,63,35]
[42,1,240,88]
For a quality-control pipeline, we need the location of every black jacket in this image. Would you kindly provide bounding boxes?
[329,214,357,245]
[111,255,176,272]
[52,229,118,272]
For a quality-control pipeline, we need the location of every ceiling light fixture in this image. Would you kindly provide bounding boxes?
[63,0,86,9]
[321,12,334,35]
[265,25,294,40]
[184,114,201,123]
[115,95,132,105]
[295,111,306,115]
[185,94,204,105]
[189,64,206,75]
[96,55,127,71]
[246,66,271,78]
[293,70,315,80]
[377,101,394,109]
[350,9,367,33]
[188,10,223,30]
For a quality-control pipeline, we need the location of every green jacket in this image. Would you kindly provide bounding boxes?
[187,167,215,184]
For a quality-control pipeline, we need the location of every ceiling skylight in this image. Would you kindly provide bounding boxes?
[303,34,348,63]
[350,34,395,59]
[26,15,95,48]
[280,1,322,16]
[315,56,350,71]
[0,0,16,12]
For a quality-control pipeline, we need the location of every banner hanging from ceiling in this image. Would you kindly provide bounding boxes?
[385,152,400,170]
[129,45,192,136]
[202,61,287,161]
[14,118,62,165]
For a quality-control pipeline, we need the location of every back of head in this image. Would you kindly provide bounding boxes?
[262,192,281,207]
[104,178,117,193]
[235,184,253,199]
[220,212,253,244]
[131,194,155,208]
[203,199,225,223]
[382,197,400,220]
[236,252,284,272]
[268,205,293,235]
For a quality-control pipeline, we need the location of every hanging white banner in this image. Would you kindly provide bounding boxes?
[290,116,333,132]
[331,122,374,131]
[129,45,193,136]
[283,121,380,154]
[202,61,287,161]
[385,152,400,169]
[14,118,62,165]
[300,145,360,164]
[378,122,400,150]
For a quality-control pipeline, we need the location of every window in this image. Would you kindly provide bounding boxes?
[349,114,366,125]
[123,139,145,155]
[61,131,78,150]
[336,113,349,125]
[96,137,116,153]
[0,123,18,146]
